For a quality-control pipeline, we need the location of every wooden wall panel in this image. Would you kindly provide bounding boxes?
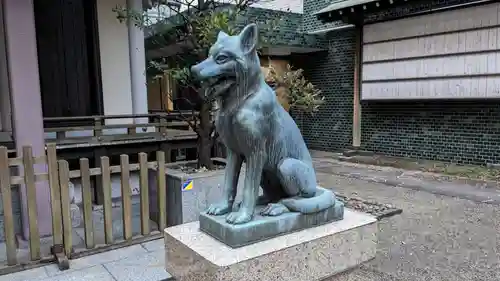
[363,27,500,62]
[362,77,500,100]
[147,73,174,111]
[361,3,500,100]
[363,53,500,81]
[363,2,500,43]
[260,56,291,110]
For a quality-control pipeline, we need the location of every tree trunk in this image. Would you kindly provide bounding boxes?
[196,101,213,169]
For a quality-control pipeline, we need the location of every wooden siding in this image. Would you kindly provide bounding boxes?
[261,56,291,111]
[361,2,500,100]
[147,73,174,112]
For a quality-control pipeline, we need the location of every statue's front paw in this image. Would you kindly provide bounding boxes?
[261,203,289,216]
[206,202,232,216]
[232,202,242,212]
[226,210,253,224]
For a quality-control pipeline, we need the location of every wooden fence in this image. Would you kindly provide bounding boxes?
[0,144,167,273]
[44,112,196,141]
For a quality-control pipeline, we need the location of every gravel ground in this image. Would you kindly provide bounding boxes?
[336,194,401,220]
[316,172,500,281]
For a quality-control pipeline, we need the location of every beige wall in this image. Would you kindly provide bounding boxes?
[362,2,500,100]
[97,0,133,123]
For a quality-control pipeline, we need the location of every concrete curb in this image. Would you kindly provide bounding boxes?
[338,156,500,190]
[319,168,500,205]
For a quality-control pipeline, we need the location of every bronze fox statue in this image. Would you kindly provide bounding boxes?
[191,23,337,225]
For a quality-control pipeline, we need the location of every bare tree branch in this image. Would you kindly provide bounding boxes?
[171,96,200,131]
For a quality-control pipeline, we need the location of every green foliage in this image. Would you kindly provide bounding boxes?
[266,64,325,113]
[194,9,239,50]
[114,1,320,112]
[112,1,312,168]
[169,67,193,87]
[113,5,146,27]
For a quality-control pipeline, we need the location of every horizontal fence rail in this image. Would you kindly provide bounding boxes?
[43,112,198,141]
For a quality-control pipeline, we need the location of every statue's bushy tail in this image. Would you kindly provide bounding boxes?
[280,187,336,214]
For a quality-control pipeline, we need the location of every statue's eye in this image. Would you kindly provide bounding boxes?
[216,55,229,63]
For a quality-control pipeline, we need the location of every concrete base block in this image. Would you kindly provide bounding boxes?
[148,159,245,227]
[164,209,378,281]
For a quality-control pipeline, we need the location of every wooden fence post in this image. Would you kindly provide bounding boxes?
[101,156,113,244]
[47,144,63,246]
[80,158,95,249]
[120,155,132,240]
[47,144,70,270]
[0,147,17,265]
[23,146,41,261]
[139,153,150,235]
[94,118,103,138]
[57,160,72,257]
[156,151,166,231]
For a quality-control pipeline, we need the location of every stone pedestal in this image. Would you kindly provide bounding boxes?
[164,209,378,281]
[199,200,344,248]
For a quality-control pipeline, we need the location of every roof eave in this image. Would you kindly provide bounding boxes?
[314,0,399,23]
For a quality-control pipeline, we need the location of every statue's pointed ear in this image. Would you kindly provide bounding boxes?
[239,23,258,54]
[217,30,229,41]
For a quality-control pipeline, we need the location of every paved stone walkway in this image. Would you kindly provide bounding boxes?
[0,239,169,281]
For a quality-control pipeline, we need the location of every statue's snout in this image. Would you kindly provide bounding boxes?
[190,64,201,80]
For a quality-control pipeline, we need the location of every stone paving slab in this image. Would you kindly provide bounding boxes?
[44,244,148,276]
[103,250,170,281]
[0,240,171,281]
[141,239,165,252]
[0,265,117,281]
[40,265,116,281]
[0,266,48,281]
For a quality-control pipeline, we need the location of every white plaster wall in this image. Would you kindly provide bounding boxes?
[168,0,302,14]
[145,3,177,25]
[97,0,133,125]
[251,0,303,13]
